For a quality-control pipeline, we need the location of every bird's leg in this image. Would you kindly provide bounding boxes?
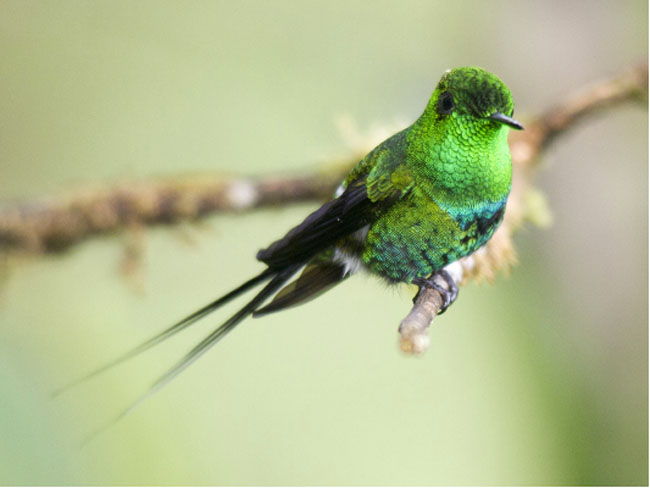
[412,269,459,314]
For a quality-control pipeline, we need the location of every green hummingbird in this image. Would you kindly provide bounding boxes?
[60,66,522,404]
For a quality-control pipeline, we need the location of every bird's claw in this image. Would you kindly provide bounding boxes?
[413,269,459,314]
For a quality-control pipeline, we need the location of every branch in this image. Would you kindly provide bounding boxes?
[2,64,644,256]
[399,61,647,353]
[0,169,351,253]
[0,62,647,353]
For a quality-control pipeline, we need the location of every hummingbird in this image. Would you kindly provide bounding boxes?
[59,66,522,409]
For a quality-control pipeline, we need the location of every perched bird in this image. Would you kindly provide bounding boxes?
[60,66,522,408]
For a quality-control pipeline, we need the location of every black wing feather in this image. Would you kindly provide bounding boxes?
[80,264,301,444]
[53,268,277,397]
[253,261,348,316]
[257,183,371,268]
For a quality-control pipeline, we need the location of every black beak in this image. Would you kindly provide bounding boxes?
[488,112,524,130]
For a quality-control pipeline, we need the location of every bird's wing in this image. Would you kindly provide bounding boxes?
[256,181,372,268]
[365,146,414,203]
[257,143,413,270]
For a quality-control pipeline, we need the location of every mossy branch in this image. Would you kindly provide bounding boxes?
[0,171,349,254]
[0,62,646,352]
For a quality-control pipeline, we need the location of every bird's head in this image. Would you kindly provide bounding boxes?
[422,66,523,133]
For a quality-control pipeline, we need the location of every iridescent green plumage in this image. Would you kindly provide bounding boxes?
[261,66,519,293]
[357,67,515,281]
[62,67,522,412]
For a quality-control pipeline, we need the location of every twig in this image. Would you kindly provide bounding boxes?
[1,64,645,256]
[0,169,350,253]
[0,62,646,352]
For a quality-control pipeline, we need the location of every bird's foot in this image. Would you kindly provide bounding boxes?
[412,269,459,314]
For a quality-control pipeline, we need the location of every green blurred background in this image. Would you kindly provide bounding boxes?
[0,0,647,485]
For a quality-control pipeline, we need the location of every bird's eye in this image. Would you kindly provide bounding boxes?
[438,92,455,115]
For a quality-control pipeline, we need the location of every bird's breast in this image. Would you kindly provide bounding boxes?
[360,191,506,283]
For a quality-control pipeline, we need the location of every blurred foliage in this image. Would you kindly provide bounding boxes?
[0,0,647,485]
